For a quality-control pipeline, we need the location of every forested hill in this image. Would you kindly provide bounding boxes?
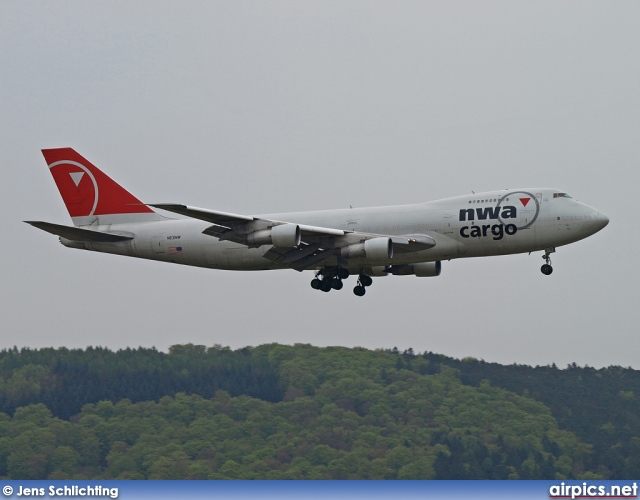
[0,343,639,479]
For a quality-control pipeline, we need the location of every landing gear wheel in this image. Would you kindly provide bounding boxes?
[310,278,322,290]
[541,247,555,276]
[331,278,343,290]
[359,274,373,287]
[353,285,366,296]
[337,268,350,280]
[320,279,332,292]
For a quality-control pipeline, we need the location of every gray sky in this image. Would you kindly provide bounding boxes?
[2,1,638,369]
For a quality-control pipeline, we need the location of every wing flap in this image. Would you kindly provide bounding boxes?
[263,243,323,265]
[290,248,337,271]
[25,221,134,242]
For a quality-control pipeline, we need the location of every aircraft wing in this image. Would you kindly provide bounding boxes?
[150,203,347,241]
[149,203,435,270]
[262,234,435,271]
[149,204,256,225]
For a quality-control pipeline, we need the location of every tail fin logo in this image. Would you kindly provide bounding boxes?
[49,160,99,218]
[69,171,85,187]
[42,148,158,224]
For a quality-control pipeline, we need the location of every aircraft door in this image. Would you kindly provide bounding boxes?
[151,234,166,254]
[442,213,454,235]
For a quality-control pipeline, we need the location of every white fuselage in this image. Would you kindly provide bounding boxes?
[60,188,608,274]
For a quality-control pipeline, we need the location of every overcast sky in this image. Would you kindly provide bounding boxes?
[2,1,638,369]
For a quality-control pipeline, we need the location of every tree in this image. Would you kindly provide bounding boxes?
[49,446,81,477]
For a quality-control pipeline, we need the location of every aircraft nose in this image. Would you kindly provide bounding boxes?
[595,211,609,230]
[586,210,609,234]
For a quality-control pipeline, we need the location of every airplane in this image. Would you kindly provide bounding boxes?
[26,148,609,297]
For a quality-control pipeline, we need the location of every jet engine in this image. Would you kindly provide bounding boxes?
[340,237,393,260]
[247,224,301,248]
[367,266,390,277]
[412,261,441,277]
[377,261,442,277]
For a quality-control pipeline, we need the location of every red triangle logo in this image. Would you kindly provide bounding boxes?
[520,198,531,207]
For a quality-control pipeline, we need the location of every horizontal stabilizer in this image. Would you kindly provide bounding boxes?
[25,221,133,242]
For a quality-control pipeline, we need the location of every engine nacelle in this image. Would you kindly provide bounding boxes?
[412,261,441,277]
[367,266,390,277]
[341,237,393,261]
[386,261,442,277]
[247,224,301,248]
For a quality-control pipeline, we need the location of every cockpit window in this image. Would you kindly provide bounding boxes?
[553,193,572,199]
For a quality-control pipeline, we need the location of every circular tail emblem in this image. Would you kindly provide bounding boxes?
[48,160,99,217]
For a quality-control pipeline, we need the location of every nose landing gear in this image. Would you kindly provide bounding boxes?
[541,247,555,275]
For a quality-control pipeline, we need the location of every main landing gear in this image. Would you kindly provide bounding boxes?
[353,274,372,297]
[541,247,555,275]
[310,268,373,297]
[310,268,350,293]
